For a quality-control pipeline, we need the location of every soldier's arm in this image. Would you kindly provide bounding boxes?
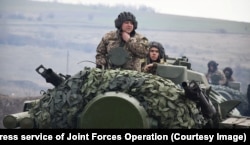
[126,36,148,58]
[95,38,107,68]
[218,71,227,85]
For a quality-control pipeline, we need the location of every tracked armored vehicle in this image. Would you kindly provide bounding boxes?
[3,56,250,129]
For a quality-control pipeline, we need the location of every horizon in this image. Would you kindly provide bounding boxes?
[32,0,250,23]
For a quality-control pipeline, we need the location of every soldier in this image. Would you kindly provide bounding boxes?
[205,60,226,85]
[95,11,149,72]
[142,41,167,74]
[247,84,250,116]
[223,67,235,86]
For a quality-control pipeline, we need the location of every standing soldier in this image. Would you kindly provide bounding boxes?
[205,60,226,85]
[95,11,149,72]
[223,67,235,86]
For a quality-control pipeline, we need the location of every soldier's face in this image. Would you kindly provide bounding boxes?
[149,47,159,61]
[224,71,230,77]
[121,21,134,33]
[209,65,214,71]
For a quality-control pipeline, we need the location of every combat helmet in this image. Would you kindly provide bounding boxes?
[223,67,233,78]
[115,11,138,30]
[207,60,218,72]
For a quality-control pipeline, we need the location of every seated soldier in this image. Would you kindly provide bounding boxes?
[142,41,167,74]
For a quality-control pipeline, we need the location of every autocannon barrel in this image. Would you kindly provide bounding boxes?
[3,111,32,129]
[36,64,64,87]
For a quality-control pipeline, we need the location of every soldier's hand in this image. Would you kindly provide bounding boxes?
[144,64,153,71]
[122,32,130,42]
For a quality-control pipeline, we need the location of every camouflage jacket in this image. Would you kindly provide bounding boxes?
[206,70,226,85]
[96,30,149,72]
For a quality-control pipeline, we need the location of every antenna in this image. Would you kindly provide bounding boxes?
[66,48,69,74]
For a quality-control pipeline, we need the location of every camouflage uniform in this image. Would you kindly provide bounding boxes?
[96,12,149,72]
[206,60,226,85]
[96,30,148,72]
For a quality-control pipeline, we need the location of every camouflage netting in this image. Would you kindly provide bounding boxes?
[29,67,208,129]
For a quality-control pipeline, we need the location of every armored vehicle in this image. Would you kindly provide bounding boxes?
[3,56,250,129]
[210,84,249,116]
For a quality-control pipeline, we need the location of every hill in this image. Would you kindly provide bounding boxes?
[1,0,250,34]
[0,78,48,97]
[0,0,249,95]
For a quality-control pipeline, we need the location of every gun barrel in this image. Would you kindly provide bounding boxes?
[3,111,31,129]
[36,64,64,87]
[182,81,216,119]
[199,92,217,118]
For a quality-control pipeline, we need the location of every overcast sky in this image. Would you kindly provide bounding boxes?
[34,0,250,23]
